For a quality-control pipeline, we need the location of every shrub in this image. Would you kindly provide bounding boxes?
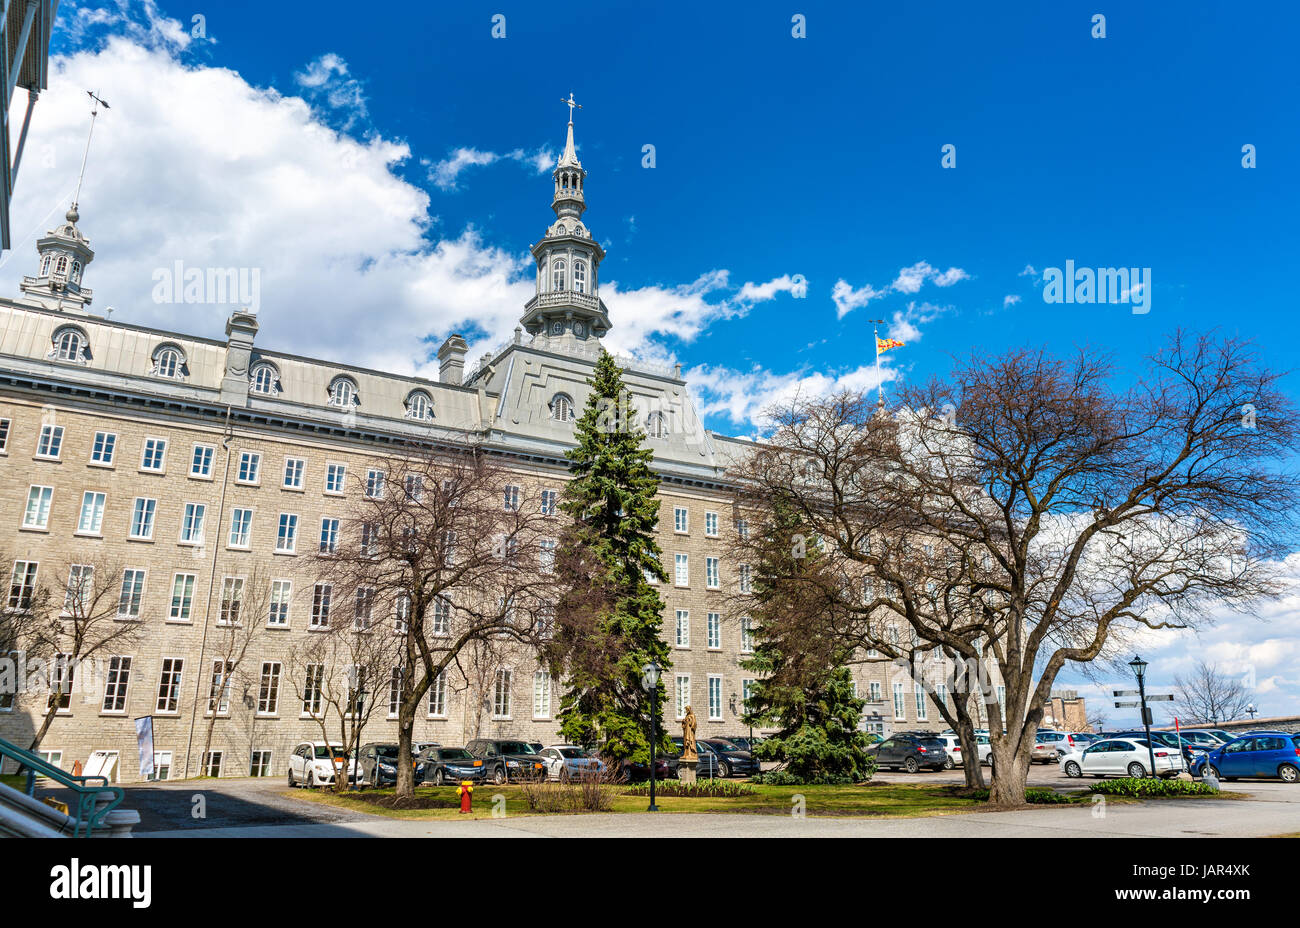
[518,777,614,813]
[622,779,756,798]
[965,787,1075,804]
[750,768,865,786]
[1088,778,1220,799]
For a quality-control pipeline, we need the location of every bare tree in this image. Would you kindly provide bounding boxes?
[733,333,1297,806]
[1172,660,1254,725]
[307,442,560,798]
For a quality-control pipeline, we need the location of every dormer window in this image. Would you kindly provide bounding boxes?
[550,393,575,422]
[645,411,668,439]
[250,362,280,395]
[552,259,566,292]
[54,255,68,276]
[50,326,89,364]
[573,260,587,294]
[328,376,359,408]
[39,255,51,276]
[152,345,186,379]
[70,261,82,284]
[404,390,434,421]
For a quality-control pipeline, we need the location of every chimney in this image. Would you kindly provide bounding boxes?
[438,333,468,385]
[220,309,260,404]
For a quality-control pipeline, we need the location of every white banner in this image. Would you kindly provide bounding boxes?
[134,716,155,778]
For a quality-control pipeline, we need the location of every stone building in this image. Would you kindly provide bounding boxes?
[0,110,948,783]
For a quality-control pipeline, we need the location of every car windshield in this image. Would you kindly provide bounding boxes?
[375,746,400,759]
[313,746,344,759]
[439,749,473,760]
[559,748,587,758]
[920,739,946,749]
[498,742,535,754]
[709,741,740,753]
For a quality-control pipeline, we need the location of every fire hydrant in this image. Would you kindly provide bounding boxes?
[457,780,474,814]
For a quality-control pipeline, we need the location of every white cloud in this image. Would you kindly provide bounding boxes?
[1003,294,1021,308]
[1019,264,1038,277]
[429,145,556,191]
[736,273,808,303]
[886,301,948,344]
[834,260,969,318]
[831,279,886,319]
[688,361,897,429]
[293,53,369,129]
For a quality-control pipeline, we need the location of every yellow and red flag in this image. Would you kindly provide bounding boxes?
[876,336,905,354]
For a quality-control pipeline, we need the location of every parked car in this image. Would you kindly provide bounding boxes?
[287,741,357,788]
[412,741,441,755]
[668,737,720,779]
[464,739,548,784]
[934,735,963,769]
[357,742,410,787]
[1190,732,1300,783]
[1059,737,1186,779]
[537,744,607,781]
[1178,729,1232,746]
[719,736,763,753]
[1034,731,1096,761]
[699,738,760,777]
[866,733,949,772]
[416,746,487,785]
[527,742,545,754]
[1104,729,1198,764]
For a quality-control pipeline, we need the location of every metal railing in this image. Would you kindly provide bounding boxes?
[0,736,123,837]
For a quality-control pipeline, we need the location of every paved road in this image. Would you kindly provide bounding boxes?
[120,772,1300,838]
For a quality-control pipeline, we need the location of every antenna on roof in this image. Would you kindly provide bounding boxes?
[71,91,110,214]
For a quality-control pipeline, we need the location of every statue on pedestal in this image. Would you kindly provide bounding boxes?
[682,705,698,761]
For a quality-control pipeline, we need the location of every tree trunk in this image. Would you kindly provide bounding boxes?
[987,742,1030,807]
[27,699,61,754]
[955,715,985,789]
[394,700,417,799]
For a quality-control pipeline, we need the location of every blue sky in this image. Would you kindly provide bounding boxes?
[4,0,1297,718]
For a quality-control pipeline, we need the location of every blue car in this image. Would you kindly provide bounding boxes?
[1190,731,1300,783]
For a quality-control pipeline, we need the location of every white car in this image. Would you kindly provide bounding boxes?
[935,733,994,767]
[536,744,608,781]
[1059,737,1186,779]
[288,741,359,788]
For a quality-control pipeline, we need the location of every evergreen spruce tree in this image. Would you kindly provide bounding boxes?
[552,350,670,763]
[742,501,873,783]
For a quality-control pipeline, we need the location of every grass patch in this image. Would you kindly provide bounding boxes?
[958,786,1080,805]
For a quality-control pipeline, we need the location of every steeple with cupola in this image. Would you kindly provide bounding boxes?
[519,93,610,344]
[19,205,95,313]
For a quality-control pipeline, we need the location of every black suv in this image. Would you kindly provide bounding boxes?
[699,738,760,777]
[357,742,407,787]
[464,739,547,784]
[866,733,949,772]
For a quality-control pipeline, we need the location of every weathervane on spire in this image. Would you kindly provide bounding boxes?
[561,92,581,124]
[71,91,110,214]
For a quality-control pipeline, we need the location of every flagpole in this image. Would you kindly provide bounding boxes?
[868,318,885,408]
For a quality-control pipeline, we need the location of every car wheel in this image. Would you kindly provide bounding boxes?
[288,769,296,787]
[943,756,954,770]
[434,768,447,786]
[492,766,507,786]
[308,771,318,789]
[719,761,732,778]
[1279,764,1299,783]
[1127,762,1147,778]
[1064,761,1082,778]
[904,757,920,774]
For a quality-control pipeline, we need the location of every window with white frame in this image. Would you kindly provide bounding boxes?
[914,688,928,720]
[283,457,305,489]
[129,497,156,539]
[892,683,906,720]
[250,363,278,395]
[302,664,324,716]
[869,681,882,702]
[269,580,292,626]
[431,596,451,636]
[539,538,556,572]
[140,437,167,472]
[275,513,298,553]
[147,751,173,781]
[228,508,253,548]
[935,683,948,709]
[740,615,754,653]
[90,431,116,465]
[674,553,689,587]
[169,574,195,621]
[550,393,574,422]
[742,679,755,712]
[255,662,281,716]
[551,259,566,291]
[503,484,521,511]
[208,660,233,714]
[36,424,63,458]
[49,653,73,711]
[405,391,433,421]
[573,260,587,293]
[705,511,719,537]
[180,502,206,544]
[118,569,145,618]
[156,659,183,713]
[191,444,214,478]
[23,485,52,529]
[492,669,512,719]
[645,411,667,439]
[201,752,223,777]
[153,346,185,379]
[249,750,272,777]
[0,417,9,453]
[533,671,552,718]
[540,488,558,515]
[673,506,688,533]
[404,474,423,501]
[64,564,93,613]
[705,557,720,589]
[738,563,752,594]
[427,671,447,717]
[219,577,244,625]
[708,675,723,720]
[325,463,346,494]
[77,491,105,535]
[101,657,132,713]
[9,561,38,610]
[51,327,87,363]
[310,583,332,628]
[736,518,749,539]
[365,469,384,499]
[237,451,261,484]
[353,587,374,630]
[328,377,358,408]
[319,518,339,554]
[675,674,690,719]
[388,667,402,717]
[675,609,690,648]
[707,612,721,649]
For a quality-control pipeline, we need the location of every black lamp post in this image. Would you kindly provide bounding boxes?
[1129,655,1156,777]
[641,660,661,812]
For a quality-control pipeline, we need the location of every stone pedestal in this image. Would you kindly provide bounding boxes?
[677,758,698,784]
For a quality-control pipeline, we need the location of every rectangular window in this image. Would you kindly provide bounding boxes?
[9,561,38,610]
[77,491,106,535]
[708,675,723,721]
[935,683,948,709]
[394,595,410,635]
[738,563,752,594]
[283,457,305,489]
[319,518,339,554]
[180,502,206,544]
[156,658,183,713]
[147,751,173,781]
[404,474,423,501]
[997,685,1006,719]
[169,574,196,621]
[23,485,53,529]
[869,681,882,702]
[65,564,94,613]
[705,557,720,589]
[431,596,451,636]
[190,444,215,478]
[228,508,253,547]
[540,488,558,515]
[675,609,690,648]
[492,669,512,719]
[269,580,292,626]
[388,667,402,717]
[707,612,721,649]
[310,583,332,628]
[893,683,906,720]
[118,569,145,618]
[365,468,384,499]
[302,664,324,716]
[427,671,447,717]
[208,661,233,714]
[275,513,298,553]
[353,587,374,629]
[257,661,282,715]
[533,671,552,718]
[673,506,688,533]
[740,615,754,653]
[249,750,272,777]
[129,497,156,539]
[736,518,749,539]
[503,484,520,511]
[202,751,224,777]
[705,511,719,537]
[36,424,63,458]
[914,688,928,721]
[0,417,9,452]
[674,553,689,587]
[49,653,73,711]
[90,431,116,465]
[675,674,690,720]
[325,463,346,494]
[742,679,755,712]
[237,451,261,484]
[219,576,244,625]
[102,656,132,713]
[539,538,556,572]
[140,437,167,472]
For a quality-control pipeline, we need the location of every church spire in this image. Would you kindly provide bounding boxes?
[519,95,609,342]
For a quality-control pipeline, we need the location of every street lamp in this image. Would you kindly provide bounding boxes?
[1128,655,1156,777]
[1246,703,1258,721]
[640,660,661,812]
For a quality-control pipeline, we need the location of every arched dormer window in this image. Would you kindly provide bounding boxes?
[552,259,566,292]
[573,260,587,294]
[645,411,667,439]
[50,325,89,364]
[152,344,187,379]
[550,393,575,422]
[39,255,51,276]
[250,362,280,396]
[404,390,434,421]
[54,255,68,276]
[70,261,82,284]
[328,376,359,408]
